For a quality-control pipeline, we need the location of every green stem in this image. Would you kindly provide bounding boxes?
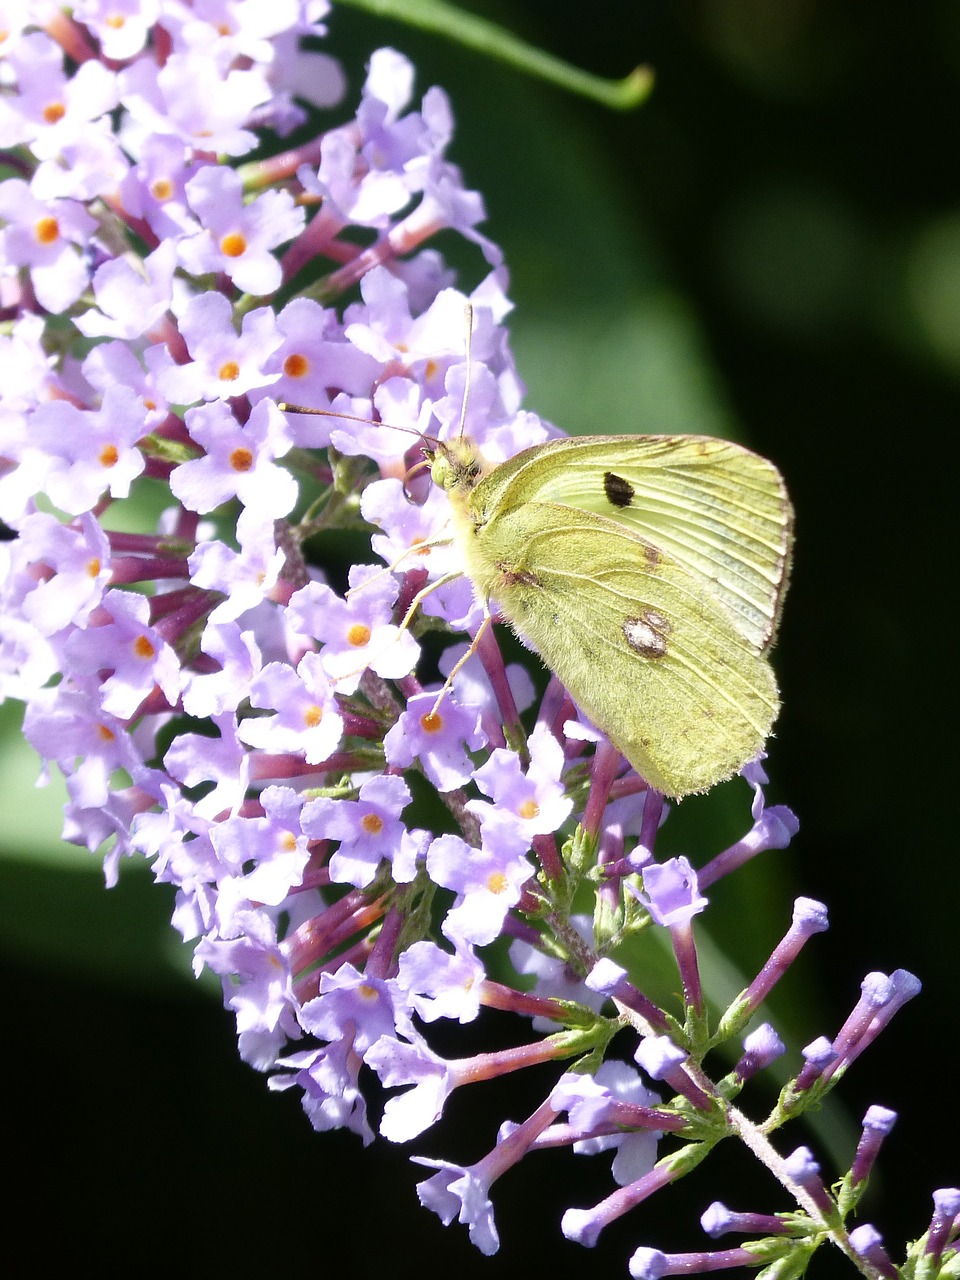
[726,1104,886,1279]
[331,0,654,110]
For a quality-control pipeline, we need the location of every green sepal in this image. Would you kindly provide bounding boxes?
[139,432,201,465]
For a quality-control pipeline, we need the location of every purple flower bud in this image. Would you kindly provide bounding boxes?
[585,959,671,1034]
[784,1146,835,1218]
[736,897,829,1021]
[628,1247,668,1278]
[850,1105,898,1186]
[735,1022,786,1082]
[701,1202,791,1238]
[635,1035,688,1080]
[925,1187,960,1260]
[849,1224,898,1279]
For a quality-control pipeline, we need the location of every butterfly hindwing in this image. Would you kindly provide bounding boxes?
[473,498,779,797]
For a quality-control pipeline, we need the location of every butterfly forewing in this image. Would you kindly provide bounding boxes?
[474,435,792,653]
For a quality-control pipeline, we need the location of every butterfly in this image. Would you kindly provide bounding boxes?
[427,431,792,798]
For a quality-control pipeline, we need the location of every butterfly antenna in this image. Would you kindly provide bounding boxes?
[456,301,474,443]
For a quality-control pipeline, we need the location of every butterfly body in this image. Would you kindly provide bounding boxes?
[430,433,792,798]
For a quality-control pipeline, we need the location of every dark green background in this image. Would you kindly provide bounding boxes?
[2,3,956,1274]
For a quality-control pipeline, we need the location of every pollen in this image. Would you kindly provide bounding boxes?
[133,634,156,660]
[150,177,174,202]
[424,357,438,381]
[280,832,298,852]
[219,231,247,258]
[98,444,119,468]
[283,353,310,378]
[34,216,60,245]
[361,813,384,835]
[86,558,101,578]
[358,983,379,1001]
[303,704,323,728]
[486,870,509,895]
[411,536,431,558]
[229,446,254,472]
[42,101,66,124]
[420,710,443,734]
[347,623,371,648]
[105,12,126,27]
[96,723,116,743]
[518,799,540,821]
[218,360,241,382]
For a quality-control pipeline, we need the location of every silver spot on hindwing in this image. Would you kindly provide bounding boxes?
[623,610,671,659]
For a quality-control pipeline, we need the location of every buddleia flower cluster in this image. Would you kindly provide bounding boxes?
[0,6,954,1275]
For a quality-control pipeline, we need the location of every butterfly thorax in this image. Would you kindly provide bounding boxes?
[428,438,506,599]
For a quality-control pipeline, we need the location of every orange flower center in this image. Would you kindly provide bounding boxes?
[229,447,254,472]
[133,635,156,660]
[420,711,443,734]
[220,232,247,258]
[34,216,60,245]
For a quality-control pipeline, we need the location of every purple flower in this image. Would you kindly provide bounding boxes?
[395,940,485,1023]
[635,856,708,927]
[0,178,97,311]
[179,166,304,295]
[413,1153,500,1256]
[13,511,111,635]
[302,773,412,888]
[187,509,287,624]
[287,564,421,694]
[118,51,272,156]
[0,32,118,160]
[427,832,534,946]
[65,588,182,718]
[28,386,148,514]
[366,1033,457,1142]
[75,240,178,341]
[468,722,573,855]
[238,652,344,764]
[171,398,296,517]
[271,1037,373,1145]
[384,691,487,791]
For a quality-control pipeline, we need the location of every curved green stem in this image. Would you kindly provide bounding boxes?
[331,0,654,109]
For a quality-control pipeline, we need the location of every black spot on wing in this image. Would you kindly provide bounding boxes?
[603,471,635,509]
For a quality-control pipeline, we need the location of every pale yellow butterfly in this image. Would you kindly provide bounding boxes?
[426,430,792,798]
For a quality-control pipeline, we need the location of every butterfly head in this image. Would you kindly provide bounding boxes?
[426,436,487,496]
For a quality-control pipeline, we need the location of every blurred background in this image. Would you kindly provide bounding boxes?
[2,1,956,1273]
